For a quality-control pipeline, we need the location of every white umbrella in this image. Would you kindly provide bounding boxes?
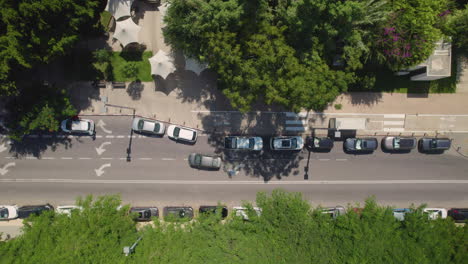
[113,18,141,47]
[185,57,208,75]
[149,50,176,79]
[105,0,133,20]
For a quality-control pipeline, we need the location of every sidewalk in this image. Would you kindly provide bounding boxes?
[67,55,468,156]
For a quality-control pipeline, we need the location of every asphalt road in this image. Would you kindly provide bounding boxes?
[0,116,467,207]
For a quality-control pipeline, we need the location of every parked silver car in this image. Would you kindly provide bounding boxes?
[382,136,416,151]
[167,125,198,143]
[61,118,95,135]
[188,153,222,170]
[321,206,346,219]
[131,117,165,135]
[224,136,263,151]
[270,136,304,151]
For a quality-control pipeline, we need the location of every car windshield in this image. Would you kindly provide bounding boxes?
[138,120,144,130]
[173,127,180,137]
[66,120,72,130]
[194,154,202,165]
[249,138,255,148]
[153,123,160,132]
[291,138,297,148]
[226,138,236,148]
[0,208,7,218]
[355,139,362,150]
[394,138,400,148]
[431,139,438,148]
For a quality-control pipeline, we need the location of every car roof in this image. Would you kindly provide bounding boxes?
[71,120,89,131]
[398,138,415,147]
[317,137,333,148]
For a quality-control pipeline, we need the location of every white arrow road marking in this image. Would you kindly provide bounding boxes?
[97,120,112,134]
[95,142,111,155]
[95,163,111,177]
[0,162,16,175]
[0,141,11,153]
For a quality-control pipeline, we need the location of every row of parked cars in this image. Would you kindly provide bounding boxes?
[1,204,467,223]
[60,117,452,153]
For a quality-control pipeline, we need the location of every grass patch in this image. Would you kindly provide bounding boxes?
[100,11,112,32]
[109,51,153,82]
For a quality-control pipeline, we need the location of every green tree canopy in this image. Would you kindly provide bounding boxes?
[0,191,466,263]
[0,0,101,95]
[164,0,389,112]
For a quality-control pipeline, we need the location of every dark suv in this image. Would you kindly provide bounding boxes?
[448,208,468,223]
[17,204,54,219]
[163,207,194,222]
[419,138,451,152]
[130,207,159,222]
[199,206,228,219]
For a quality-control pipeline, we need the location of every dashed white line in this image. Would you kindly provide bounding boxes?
[101,157,113,160]
[336,159,348,161]
[61,157,73,160]
[5,157,15,159]
[116,135,125,138]
[119,157,127,160]
[3,179,467,185]
[105,135,115,138]
[26,157,36,160]
[79,157,92,160]
[95,135,103,138]
[162,158,175,161]
[139,158,152,160]
[42,157,55,160]
[183,158,188,161]
[319,159,330,161]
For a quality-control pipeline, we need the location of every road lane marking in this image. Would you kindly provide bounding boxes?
[162,158,175,161]
[5,157,15,159]
[95,163,111,177]
[95,135,103,138]
[116,135,125,138]
[0,162,15,175]
[61,157,73,160]
[79,157,92,160]
[97,120,112,134]
[384,114,406,118]
[1,179,467,185]
[105,135,115,138]
[95,141,111,155]
[336,159,347,161]
[183,158,188,161]
[119,158,127,160]
[139,158,152,160]
[101,157,113,160]
[26,157,36,160]
[42,157,55,160]
[319,159,330,161]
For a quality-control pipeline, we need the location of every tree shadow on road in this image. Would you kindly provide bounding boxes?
[7,136,73,159]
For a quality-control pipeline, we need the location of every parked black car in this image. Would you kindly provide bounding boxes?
[199,206,228,219]
[306,137,334,152]
[448,208,468,223]
[163,207,194,222]
[17,204,54,219]
[344,138,378,153]
[419,138,451,152]
[130,207,159,222]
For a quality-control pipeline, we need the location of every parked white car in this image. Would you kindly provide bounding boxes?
[233,206,262,221]
[61,118,95,135]
[423,208,447,220]
[270,136,304,150]
[131,117,165,135]
[0,205,18,220]
[56,205,83,216]
[167,125,198,143]
[224,136,263,151]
